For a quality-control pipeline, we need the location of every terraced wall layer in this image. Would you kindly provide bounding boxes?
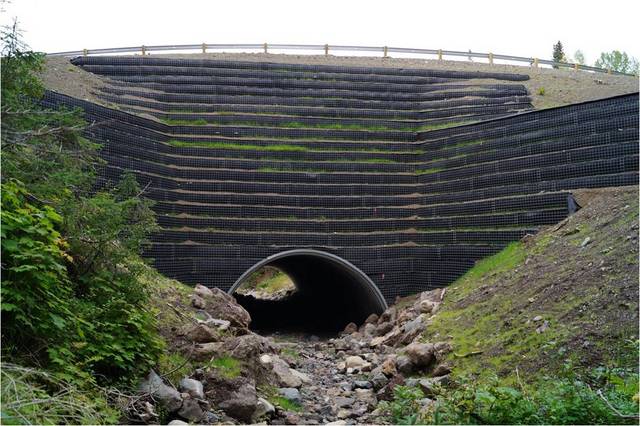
[43,56,639,303]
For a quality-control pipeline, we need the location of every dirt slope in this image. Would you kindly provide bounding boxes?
[423,185,639,379]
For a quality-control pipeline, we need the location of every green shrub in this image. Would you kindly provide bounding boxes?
[378,385,428,425]
[0,180,76,350]
[426,372,639,425]
[538,87,546,96]
[1,25,164,387]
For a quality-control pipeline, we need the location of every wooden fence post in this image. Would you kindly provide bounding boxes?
[202,43,207,54]
[383,46,388,58]
[607,69,612,74]
[574,63,579,71]
[438,49,443,61]
[83,48,88,56]
[141,45,146,55]
[324,44,329,56]
[488,52,494,65]
[533,58,539,68]
[263,42,268,54]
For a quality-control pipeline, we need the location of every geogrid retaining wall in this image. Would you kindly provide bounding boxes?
[42,56,640,302]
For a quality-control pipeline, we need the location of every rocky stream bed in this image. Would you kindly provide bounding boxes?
[133,283,450,425]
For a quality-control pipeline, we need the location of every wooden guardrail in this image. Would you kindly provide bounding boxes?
[47,43,634,76]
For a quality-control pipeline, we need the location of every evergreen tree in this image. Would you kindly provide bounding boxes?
[552,41,565,68]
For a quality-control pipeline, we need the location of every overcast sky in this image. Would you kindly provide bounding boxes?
[2,0,639,65]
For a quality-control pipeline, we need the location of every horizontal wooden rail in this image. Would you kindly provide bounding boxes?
[47,43,634,76]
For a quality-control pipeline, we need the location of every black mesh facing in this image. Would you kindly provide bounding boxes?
[43,56,640,304]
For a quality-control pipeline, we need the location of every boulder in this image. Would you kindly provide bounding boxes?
[380,357,397,377]
[217,382,258,423]
[404,342,436,369]
[355,388,378,409]
[186,324,219,343]
[364,313,379,324]
[138,370,183,412]
[168,420,189,425]
[353,380,373,389]
[191,342,222,361]
[378,306,397,324]
[271,355,302,388]
[395,355,413,375]
[345,355,371,371]
[221,333,276,359]
[178,378,205,399]
[191,294,206,309]
[202,287,251,329]
[419,300,436,314]
[204,373,257,423]
[290,368,312,384]
[342,322,358,335]
[376,374,405,401]
[418,375,450,397]
[177,397,204,422]
[279,387,302,404]
[253,397,275,420]
[194,284,214,298]
[431,364,452,377]
[370,371,389,391]
[375,321,394,336]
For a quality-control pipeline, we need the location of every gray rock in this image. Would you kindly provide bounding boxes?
[178,377,205,399]
[191,341,222,361]
[345,355,371,371]
[290,368,312,384]
[177,398,204,422]
[419,300,436,314]
[279,387,302,404]
[191,294,206,309]
[217,382,258,423]
[404,342,436,369]
[375,321,394,336]
[253,397,275,420]
[272,355,303,388]
[168,420,189,425]
[370,372,389,391]
[342,322,358,334]
[186,323,219,343]
[395,355,413,375]
[418,375,450,397]
[432,364,452,377]
[362,323,377,337]
[353,380,372,389]
[365,313,379,324]
[138,370,183,412]
[203,411,220,423]
[334,396,355,408]
[194,283,214,298]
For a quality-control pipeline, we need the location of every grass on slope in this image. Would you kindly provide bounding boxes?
[424,186,639,381]
[165,139,423,154]
[160,118,474,132]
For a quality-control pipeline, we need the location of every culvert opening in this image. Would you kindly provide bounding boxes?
[229,250,387,334]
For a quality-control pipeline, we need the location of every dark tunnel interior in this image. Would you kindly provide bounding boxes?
[231,250,387,334]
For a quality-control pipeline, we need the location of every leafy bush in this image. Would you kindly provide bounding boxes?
[1,178,164,384]
[378,385,429,425]
[1,24,163,387]
[538,87,546,96]
[1,180,76,349]
[425,372,639,424]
